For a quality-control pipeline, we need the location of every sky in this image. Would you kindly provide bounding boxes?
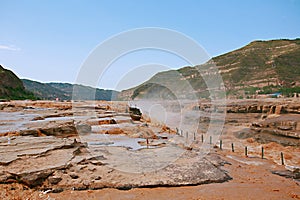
[0,0,299,91]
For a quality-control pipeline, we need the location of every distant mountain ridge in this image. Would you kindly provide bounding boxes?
[0,65,36,100]
[118,38,300,100]
[22,79,118,101]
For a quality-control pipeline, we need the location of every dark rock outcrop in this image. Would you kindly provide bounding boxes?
[248,114,300,146]
[0,65,36,100]
[272,168,300,181]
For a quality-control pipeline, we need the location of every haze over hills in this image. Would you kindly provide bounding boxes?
[22,79,118,101]
[0,65,118,101]
[118,38,300,100]
[0,71,118,100]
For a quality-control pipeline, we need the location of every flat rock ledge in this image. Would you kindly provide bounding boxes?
[0,136,231,192]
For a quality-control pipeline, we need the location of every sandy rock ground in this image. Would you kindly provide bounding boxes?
[48,152,300,200]
[0,99,299,199]
[1,151,299,200]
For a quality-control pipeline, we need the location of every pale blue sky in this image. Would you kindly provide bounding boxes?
[0,0,299,90]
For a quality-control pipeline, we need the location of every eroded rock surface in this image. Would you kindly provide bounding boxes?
[1,99,299,195]
[247,114,300,146]
[0,135,231,190]
[0,101,232,191]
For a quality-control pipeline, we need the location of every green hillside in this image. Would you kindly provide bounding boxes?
[23,80,119,101]
[118,38,300,100]
[0,65,36,100]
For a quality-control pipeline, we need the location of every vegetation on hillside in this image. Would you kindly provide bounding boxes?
[0,65,37,100]
[121,38,300,100]
[23,80,119,101]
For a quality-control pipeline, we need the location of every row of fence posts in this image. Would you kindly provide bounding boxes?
[243,146,284,165]
[175,127,285,165]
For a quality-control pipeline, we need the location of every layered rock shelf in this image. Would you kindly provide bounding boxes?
[0,99,299,197]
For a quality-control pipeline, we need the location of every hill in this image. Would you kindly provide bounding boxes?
[48,83,118,101]
[22,79,69,100]
[118,38,300,100]
[0,65,36,100]
[22,79,118,101]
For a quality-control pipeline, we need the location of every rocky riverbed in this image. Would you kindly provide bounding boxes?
[0,99,299,199]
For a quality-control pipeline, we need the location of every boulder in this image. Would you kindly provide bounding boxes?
[40,124,78,137]
[48,176,62,185]
[17,170,54,187]
[76,124,91,133]
[272,168,300,181]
